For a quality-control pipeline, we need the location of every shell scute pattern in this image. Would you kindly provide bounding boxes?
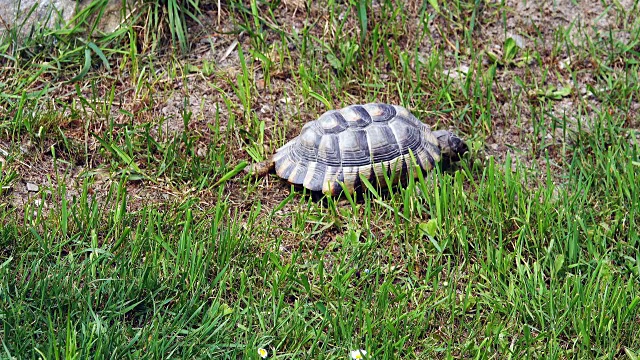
[317,135,341,166]
[296,127,320,160]
[271,103,462,196]
[341,105,372,127]
[338,128,371,166]
[388,118,420,153]
[367,124,400,163]
[317,111,348,133]
[363,102,396,122]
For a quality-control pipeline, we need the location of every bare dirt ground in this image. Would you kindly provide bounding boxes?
[2,0,638,224]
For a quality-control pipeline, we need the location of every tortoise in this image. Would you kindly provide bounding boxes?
[247,103,468,196]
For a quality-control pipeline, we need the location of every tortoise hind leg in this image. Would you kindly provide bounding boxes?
[245,157,276,177]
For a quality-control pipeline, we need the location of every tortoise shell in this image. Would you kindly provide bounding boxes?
[267,103,467,196]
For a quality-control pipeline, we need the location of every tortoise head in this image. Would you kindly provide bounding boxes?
[432,130,468,164]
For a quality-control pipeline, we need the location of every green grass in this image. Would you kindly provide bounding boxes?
[1,0,640,359]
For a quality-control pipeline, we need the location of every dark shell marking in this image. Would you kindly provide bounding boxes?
[271,103,459,196]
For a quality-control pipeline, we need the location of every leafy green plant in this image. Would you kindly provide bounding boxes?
[326,40,360,72]
[0,157,17,197]
[486,36,535,67]
[528,84,573,100]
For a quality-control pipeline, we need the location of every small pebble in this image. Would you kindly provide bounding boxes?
[279,96,292,104]
[508,33,527,48]
[260,104,272,114]
[196,147,207,157]
[447,65,469,80]
[26,182,39,192]
[559,58,571,70]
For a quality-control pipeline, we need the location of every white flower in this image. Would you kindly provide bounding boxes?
[258,347,268,358]
[350,349,367,359]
